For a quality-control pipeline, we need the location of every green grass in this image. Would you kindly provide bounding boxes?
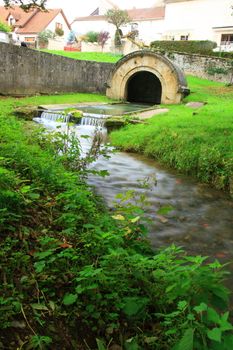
[110,76,233,192]
[41,50,123,63]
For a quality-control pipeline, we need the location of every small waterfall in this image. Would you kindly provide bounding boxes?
[40,111,71,123]
[80,113,108,127]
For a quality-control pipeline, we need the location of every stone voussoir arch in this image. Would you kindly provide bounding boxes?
[106,50,189,104]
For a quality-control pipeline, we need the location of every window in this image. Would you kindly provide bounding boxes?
[131,23,138,31]
[55,22,63,30]
[8,15,15,26]
[221,34,233,45]
[180,35,189,41]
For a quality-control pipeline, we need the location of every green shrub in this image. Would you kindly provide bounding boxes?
[0,21,11,33]
[85,31,99,43]
[150,40,217,55]
[55,27,64,37]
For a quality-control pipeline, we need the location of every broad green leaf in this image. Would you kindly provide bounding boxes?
[207,328,222,343]
[112,214,125,221]
[193,302,208,313]
[173,328,194,350]
[178,300,188,311]
[63,293,77,306]
[31,303,48,311]
[130,216,140,223]
[125,337,141,350]
[207,307,220,323]
[219,312,233,331]
[122,297,148,317]
[96,338,106,350]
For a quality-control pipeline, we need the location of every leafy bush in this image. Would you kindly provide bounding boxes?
[150,40,217,55]
[38,30,55,44]
[55,27,64,37]
[0,21,11,33]
[85,31,99,43]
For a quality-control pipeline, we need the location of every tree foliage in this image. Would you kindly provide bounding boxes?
[105,8,131,46]
[105,8,131,30]
[3,0,47,11]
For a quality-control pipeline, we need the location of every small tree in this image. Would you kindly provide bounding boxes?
[98,31,110,51]
[38,29,54,48]
[105,9,131,47]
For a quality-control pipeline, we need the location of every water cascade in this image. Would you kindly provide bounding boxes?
[40,111,71,123]
[80,113,109,127]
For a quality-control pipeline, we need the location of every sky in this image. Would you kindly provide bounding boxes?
[0,0,161,21]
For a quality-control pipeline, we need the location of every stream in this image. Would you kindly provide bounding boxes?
[34,104,233,278]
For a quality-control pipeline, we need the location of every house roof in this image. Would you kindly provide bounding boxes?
[127,7,165,21]
[73,6,165,23]
[0,6,71,34]
[0,6,37,26]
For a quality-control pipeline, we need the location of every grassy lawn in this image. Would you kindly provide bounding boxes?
[110,76,233,193]
[40,50,122,63]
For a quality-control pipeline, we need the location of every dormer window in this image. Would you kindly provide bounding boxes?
[8,15,15,26]
[55,22,63,30]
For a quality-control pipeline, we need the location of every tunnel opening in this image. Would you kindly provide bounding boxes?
[126,71,162,104]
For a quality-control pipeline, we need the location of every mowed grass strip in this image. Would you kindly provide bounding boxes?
[40,50,122,63]
[110,76,233,192]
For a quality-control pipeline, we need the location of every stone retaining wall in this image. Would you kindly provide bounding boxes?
[0,42,113,96]
[0,42,232,97]
[164,51,232,84]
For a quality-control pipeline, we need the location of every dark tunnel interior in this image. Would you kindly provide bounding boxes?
[126,71,162,104]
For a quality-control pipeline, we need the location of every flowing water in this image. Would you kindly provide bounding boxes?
[34,105,233,275]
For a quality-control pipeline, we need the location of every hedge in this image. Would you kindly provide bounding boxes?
[150,40,217,55]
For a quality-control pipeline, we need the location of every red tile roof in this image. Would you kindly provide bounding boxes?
[73,6,165,23]
[127,7,165,21]
[0,6,37,26]
[0,6,71,34]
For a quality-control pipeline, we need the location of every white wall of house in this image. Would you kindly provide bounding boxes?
[46,12,70,39]
[72,19,115,38]
[136,19,165,44]
[164,0,233,45]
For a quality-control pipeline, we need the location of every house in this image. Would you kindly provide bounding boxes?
[71,3,165,45]
[163,0,233,50]
[0,6,71,46]
[71,0,233,51]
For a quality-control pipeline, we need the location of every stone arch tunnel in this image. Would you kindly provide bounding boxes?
[106,50,189,104]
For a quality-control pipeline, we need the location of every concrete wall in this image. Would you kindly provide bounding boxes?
[0,42,113,96]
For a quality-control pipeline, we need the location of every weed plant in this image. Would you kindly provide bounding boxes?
[0,92,232,349]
